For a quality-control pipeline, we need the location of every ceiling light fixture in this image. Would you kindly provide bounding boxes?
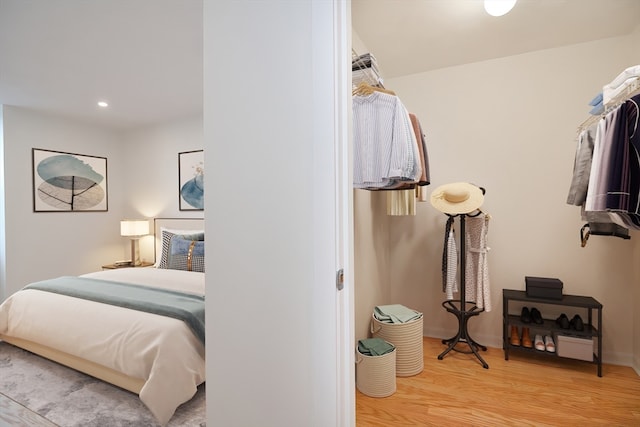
[97,101,109,108]
[484,0,517,17]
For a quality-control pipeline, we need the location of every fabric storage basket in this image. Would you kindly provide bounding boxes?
[355,346,396,398]
[371,314,423,377]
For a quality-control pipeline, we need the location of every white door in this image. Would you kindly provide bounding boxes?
[204,1,354,426]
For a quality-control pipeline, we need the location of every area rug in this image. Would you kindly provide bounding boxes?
[0,342,205,427]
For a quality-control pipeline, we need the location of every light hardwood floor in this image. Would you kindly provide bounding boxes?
[356,337,640,426]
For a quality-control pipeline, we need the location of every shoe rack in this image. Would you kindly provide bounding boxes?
[502,289,603,377]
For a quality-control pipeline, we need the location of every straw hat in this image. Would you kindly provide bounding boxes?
[430,182,484,214]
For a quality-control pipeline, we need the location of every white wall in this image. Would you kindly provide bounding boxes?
[354,33,639,365]
[2,106,126,296]
[120,115,204,262]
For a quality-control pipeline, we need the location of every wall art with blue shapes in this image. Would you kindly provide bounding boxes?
[179,149,204,211]
[32,148,108,212]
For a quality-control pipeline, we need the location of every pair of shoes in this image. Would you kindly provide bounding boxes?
[545,335,555,353]
[510,325,520,346]
[521,307,543,324]
[531,308,543,324]
[521,327,533,348]
[556,313,570,329]
[534,334,545,351]
[557,313,585,331]
[534,335,556,352]
[570,314,584,331]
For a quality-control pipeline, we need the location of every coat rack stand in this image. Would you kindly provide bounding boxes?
[437,213,489,369]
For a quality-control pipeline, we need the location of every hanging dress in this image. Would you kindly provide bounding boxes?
[464,214,491,312]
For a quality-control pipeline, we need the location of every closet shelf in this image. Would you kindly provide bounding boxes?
[351,49,385,89]
[577,76,640,133]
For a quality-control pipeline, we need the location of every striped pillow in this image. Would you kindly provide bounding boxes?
[167,235,205,272]
[157,228,204,269]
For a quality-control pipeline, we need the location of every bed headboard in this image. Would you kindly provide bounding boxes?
[153,217,204,264]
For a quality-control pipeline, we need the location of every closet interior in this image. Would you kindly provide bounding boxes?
[352,50,495,378]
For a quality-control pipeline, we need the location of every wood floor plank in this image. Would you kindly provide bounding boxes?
[0,392,58,427]
[356,337,640,426]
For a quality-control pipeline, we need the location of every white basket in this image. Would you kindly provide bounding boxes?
[371,314,423,377]
[355,346,396,398]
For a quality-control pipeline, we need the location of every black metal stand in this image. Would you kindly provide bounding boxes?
[437,213,489,369]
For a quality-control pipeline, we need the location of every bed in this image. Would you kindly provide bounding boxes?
[0,218,205,426]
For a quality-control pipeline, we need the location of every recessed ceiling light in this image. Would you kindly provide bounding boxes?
[97,101,109,108]
[484,0,517,17]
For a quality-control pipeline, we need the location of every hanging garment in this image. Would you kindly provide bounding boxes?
[464,214,491,312]
[587,110,618,212]
[441,216,458,300]
[445,227,458,300]
[352,91,421,189]
[604,102,631,212]
[567,122,598,206]
[386,188,416,216]
[626,96,640,216]
[569,69,640,239]
[579,94,640,232]
[409,113,431,186]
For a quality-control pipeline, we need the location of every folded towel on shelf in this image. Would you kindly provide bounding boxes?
[358,338,395,356]
[588,92,603,107]
[374,304,422,324]
[603,65,640,105]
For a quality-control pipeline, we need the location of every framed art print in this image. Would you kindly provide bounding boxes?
[179,149,204,211]
[32,148,108,212]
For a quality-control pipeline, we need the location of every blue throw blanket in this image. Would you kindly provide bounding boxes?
[24,276,205,344]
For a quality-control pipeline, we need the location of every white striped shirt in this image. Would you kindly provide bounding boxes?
[353,91,421,189]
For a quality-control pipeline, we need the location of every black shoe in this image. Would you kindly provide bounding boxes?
[530,307,544,325]
[570,314,584,331]
[556,313,570,329]
[521,307,532,323]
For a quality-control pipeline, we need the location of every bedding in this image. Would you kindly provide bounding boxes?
[0,267,205,426]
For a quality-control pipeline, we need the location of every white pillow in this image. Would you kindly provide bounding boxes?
[155,227,204,268]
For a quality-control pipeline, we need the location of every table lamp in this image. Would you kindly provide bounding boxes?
[120,219,149,266]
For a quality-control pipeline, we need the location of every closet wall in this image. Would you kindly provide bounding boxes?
[354,27,640,367]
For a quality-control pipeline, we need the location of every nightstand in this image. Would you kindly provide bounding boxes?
[102,261,154,270]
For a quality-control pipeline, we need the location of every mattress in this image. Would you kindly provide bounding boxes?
[0,267,206,426]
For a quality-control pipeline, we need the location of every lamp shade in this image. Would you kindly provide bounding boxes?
[120,219,149,237]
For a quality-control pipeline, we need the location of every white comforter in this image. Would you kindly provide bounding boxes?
[0,268,205,426]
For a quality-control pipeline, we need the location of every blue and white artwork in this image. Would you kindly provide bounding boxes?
[32,148,108,212]
[179,150,204,211]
